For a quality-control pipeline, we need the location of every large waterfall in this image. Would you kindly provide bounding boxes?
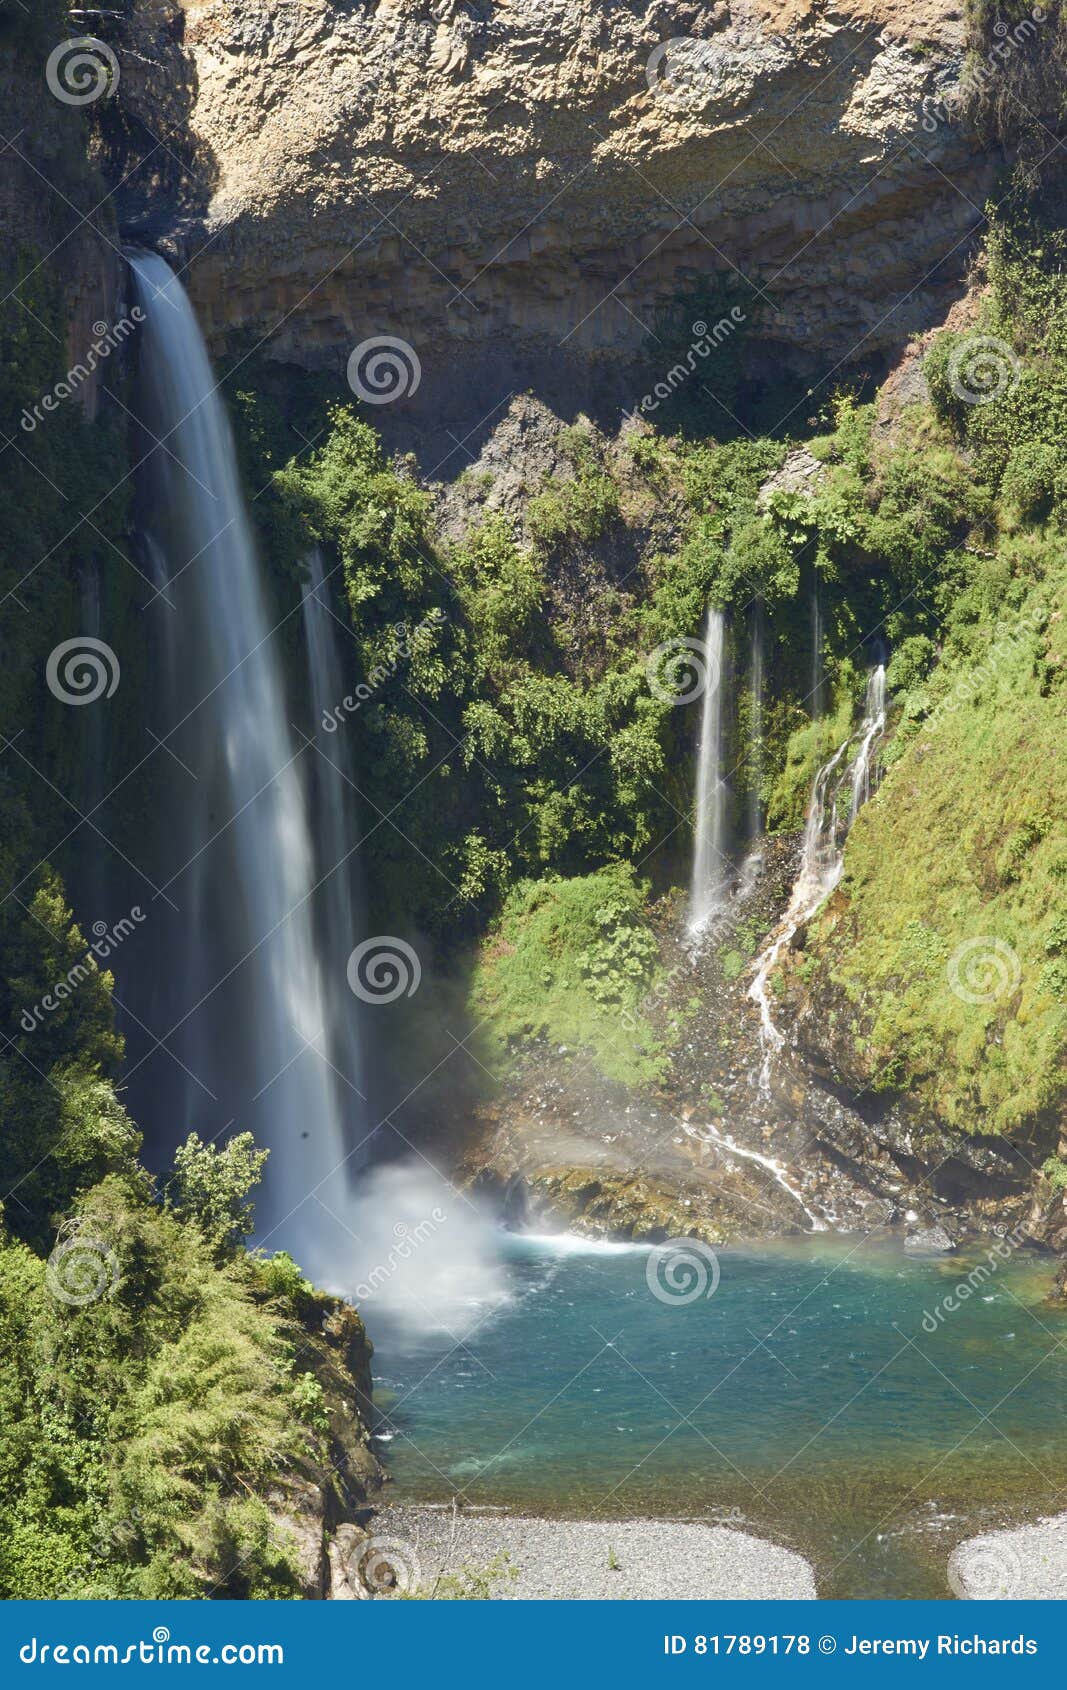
[127,253,360,1283]
[689,607,728,933]
[749,664,887,1069]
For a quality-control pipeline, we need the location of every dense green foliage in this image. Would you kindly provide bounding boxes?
[795,201,1067,1135]
[0,1165,343,1597]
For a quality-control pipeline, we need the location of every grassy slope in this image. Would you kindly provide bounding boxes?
[803,557,1067,1135]
[468,864,668,1087]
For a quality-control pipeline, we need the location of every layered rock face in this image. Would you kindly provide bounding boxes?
[118,0,989,446]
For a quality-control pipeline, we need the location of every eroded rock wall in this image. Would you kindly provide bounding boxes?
[112,1,994,447]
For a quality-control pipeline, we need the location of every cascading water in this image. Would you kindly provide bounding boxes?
[127,252,359,1283]
[747,604,765,851]
[749,663,888,1074]
[300,548,366,1126]
[681,1117,827,1232]
[688,607,728,933]
[848,663,887,821]
[811,586,824,720]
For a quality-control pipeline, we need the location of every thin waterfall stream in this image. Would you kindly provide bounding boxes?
[688,607,728,933]
[300,548,367,1131]
[749,664,888,1076]
[747,604,765,852]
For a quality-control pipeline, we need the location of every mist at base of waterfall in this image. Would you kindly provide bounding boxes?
[340,1161,511,1340]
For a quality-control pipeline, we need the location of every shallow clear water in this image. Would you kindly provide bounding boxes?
[371,1234,1067,1598]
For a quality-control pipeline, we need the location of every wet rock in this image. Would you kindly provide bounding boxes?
[905,1222,955,1254]
[327,1524,371,1601]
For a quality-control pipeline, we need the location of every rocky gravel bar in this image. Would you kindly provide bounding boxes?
[374,1506,817,1600]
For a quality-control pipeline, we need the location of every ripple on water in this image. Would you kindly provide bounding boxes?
[373,1232,1067,1598]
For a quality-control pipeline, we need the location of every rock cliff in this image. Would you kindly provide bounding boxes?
[110,0,994,449]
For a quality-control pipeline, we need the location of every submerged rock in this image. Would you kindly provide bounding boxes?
[904,1222,955,1255]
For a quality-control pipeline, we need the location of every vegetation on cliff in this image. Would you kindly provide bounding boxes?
[218,175,1064,1139]
[793,196,1067,1138]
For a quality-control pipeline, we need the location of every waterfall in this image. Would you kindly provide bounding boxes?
[682,1118,827,1232]
[127,252,361,1285]
[811,586,824,719]
[689,607,728,933]
[749,663,887,1071]
[300,548,366,1125]
[748,604,765,849]
[849,663,887,821]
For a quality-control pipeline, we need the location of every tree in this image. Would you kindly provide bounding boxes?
[166,1133,268,1258]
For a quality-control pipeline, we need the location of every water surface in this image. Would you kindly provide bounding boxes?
[372,1234,1067,1597]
